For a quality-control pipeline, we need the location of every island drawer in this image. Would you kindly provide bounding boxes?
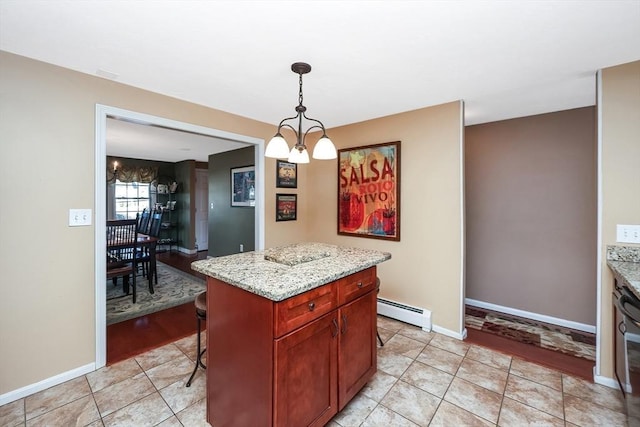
[337,266,376,305]
[274,282,337,337]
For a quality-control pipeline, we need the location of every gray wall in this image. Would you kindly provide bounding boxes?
[465,107,597,325]
[208,146,255,257]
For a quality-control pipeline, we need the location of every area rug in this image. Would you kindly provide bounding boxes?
[107,261,206,325]
[465,306,596,361]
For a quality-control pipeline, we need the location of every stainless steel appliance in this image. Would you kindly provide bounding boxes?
[614,280,640,426]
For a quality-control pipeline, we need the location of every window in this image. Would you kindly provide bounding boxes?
[114,180,150,219]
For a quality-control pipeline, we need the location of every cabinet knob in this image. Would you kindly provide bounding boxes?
[357,282,363,288]
[308,302,315,311]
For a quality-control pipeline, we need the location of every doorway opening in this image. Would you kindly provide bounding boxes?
[95,104,265,368]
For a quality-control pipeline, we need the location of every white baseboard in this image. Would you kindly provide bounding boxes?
[465,298,596,334]
[593,370,620,390]
[432,325,467,341]
[0,363,95,406]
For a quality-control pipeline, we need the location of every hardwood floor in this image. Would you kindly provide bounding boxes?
[106,251,208,365]
[466,327,595,381]
[108,250,595,381]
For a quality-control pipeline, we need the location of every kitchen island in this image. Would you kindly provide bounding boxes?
[191,242,391,427]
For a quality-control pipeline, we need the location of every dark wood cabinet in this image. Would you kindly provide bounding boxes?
[206,266,377,427]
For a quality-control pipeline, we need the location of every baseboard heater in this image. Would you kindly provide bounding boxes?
[377,297,432,331]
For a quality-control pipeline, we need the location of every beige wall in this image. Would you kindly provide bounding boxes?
[0,51,301,395]
[465,107,597,325]
[306,102,465,334]
[599,60,640,379]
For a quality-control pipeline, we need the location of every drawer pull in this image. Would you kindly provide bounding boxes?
[357,282,363,288]
[308,302,316,311]
[331,318,339,337]
[341,313,347,334]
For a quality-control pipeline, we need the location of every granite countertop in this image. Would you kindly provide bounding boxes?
[191,242,392,302]
[607,245,640,300]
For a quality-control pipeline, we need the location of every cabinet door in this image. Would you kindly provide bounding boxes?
[338,290,377,410]
[274,312,338,427]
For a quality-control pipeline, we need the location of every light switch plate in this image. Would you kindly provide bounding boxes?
[69,208,92,226]
[616,224,640,244]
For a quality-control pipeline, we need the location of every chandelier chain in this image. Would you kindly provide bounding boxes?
[298,73,304,107]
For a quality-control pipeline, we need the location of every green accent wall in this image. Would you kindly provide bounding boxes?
[208,146,255,257]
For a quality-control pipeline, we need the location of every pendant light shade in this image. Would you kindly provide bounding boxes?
[312,135,337,160]
[265,62,336,164]
[288,147,310,164]
[264,134,290,159]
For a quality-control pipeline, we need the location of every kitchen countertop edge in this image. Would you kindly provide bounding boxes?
[191,243,392,302]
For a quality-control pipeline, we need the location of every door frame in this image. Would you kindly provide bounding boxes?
[95,104,265,368]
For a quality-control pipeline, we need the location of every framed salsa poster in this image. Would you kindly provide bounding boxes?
[337,141,400,241]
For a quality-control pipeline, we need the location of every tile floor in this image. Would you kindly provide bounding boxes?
[0,316,629,427]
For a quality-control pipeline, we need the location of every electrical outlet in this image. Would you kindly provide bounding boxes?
[240,244,244,252]
[616,224,640,244]
[69,208,92,226]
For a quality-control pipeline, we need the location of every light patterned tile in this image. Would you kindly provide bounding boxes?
[93,371,155,417]
[101,392,173,427]
[381,334,426,359]
[400,360,453,398]
[377,348,414,378]
[380,381,440,426]
[563,394,628,427]
[397,326,435,344]
[135,343,185,371]
[145,354,194,390]
[159,366,206,413]
[377,327,395,345]
[331,393,377,426]
[416,345,463,375]
[156,415,183,427]
[173,333,201,361]
[444,377,502,423]
[428,334,470,357]
[176,398,210,427]
[456,358,508,394]
[360,370,398,402]
[25,395,100,427]
[0,399,24,427]
[361,404,420,427]
[562,374,625,413]
[498,396,564,426]
[509,357,562,391]
[429,400,493,426]
[377,316,408,333]
[85,358,143,393]
[466,345,511,371]
[504,374,563,418]
[25,377,91,421]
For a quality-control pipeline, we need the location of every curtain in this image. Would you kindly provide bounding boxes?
[107,164,158,184]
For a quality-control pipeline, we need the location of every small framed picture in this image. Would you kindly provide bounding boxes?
[276,193,297,221]
[231,166,256,207]
[276,160,297,188]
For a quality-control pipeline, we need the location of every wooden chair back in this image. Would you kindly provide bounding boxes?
[148,210,163,238]
[137,209,151,235]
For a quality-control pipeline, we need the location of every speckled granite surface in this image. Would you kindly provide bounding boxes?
[607,245,640,299]
[191,242,391,301]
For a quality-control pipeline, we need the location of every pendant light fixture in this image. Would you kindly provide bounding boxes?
[265,62,337,164]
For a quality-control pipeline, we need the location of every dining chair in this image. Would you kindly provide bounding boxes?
[106,219,139,303]
[136,209,162,286]
[137,208,151,235]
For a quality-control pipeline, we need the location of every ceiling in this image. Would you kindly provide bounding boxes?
[1,1,639,162]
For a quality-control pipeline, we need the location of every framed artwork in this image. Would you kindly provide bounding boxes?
[337,141,400,241]
[276,159,298,188]
[231,166,256,207]
[276,193,297,221]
